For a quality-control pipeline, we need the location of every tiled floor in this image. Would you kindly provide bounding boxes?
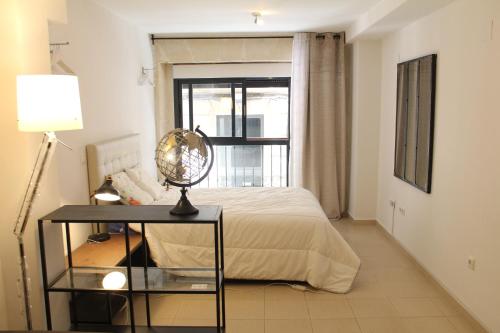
[116,220,486,333]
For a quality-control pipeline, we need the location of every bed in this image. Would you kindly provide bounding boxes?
[86,134,360,293]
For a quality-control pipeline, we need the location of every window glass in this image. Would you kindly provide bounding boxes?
[235,86,243,137]
[416,58,433,190]
[246,86,288,138]
[405,62,419,183]
[182,84,190,129]
[192,83,232,137]
[394,64,407,179]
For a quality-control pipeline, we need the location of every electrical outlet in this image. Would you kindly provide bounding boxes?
[389,200,396,208]
[398,207,406,216]
[467,257,476,271]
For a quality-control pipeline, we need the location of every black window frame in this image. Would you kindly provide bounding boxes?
[173,77,291,186]
[394,54,436,193]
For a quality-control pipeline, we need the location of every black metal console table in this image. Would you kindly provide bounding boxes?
[38,205,225,333]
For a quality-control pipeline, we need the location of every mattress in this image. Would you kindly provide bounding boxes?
[134,187,360,293]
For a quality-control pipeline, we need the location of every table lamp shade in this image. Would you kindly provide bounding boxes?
[17,75,83,132]
[94,176,121,202]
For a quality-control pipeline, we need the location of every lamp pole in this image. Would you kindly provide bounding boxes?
[13,132,58,330]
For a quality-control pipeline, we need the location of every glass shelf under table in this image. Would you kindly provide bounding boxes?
[49,266,222,293]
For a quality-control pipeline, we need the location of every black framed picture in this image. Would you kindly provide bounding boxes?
[394,54,437,193]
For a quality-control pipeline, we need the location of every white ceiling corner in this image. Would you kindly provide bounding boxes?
[91,0,456,40]
[91,0,382,35]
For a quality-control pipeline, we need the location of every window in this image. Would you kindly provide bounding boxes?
[394,54,436,193]
[174,77,290,188]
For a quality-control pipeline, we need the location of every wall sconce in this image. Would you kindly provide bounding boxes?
[138,66,154,86]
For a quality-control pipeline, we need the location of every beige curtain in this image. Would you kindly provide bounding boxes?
[290,32,347,219]
[154,63,174,142]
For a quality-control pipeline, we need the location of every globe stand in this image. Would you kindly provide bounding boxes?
[170,187,199,215]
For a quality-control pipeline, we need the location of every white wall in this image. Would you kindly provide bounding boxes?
[0,0,70,329]
[50,0,156,248]
[173,63,291,78]
[376,0,500,331]
[348,40,381,220]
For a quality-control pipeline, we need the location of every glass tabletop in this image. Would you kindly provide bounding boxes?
[50,267,221,293]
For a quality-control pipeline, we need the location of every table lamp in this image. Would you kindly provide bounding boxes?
[93,176,120,202]
[88,176,121,243]
[13,74,83,330]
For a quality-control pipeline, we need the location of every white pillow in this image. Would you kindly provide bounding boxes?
[126,167,166,200]
[111,172,154,205]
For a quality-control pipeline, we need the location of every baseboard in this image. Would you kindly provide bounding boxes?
[352,219,377,225]
[345,212,378,222]
[374,220,490,333]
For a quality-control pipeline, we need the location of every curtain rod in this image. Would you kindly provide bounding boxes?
[317,33,342,39]
[151,33,342,44]
[151,35,292,44]
[171,61,292,65]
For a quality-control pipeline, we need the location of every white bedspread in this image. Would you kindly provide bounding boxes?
[137,187,360,293]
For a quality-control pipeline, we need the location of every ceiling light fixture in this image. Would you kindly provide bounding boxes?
[252,12,264,25]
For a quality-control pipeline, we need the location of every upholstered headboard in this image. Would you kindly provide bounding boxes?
[86,134,141,196]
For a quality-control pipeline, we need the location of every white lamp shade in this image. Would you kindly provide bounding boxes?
[17,75,83,132]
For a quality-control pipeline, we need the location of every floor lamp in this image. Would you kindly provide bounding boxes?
[13,75,83,330]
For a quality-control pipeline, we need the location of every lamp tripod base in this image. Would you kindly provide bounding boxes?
[170,187,199,215]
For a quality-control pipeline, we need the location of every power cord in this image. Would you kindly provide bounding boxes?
[226,282,324,294]
[109,293,129,325]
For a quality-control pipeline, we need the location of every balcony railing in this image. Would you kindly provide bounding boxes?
[196,144,288,188]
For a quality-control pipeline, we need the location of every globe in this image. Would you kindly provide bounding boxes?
[155,126,213,215]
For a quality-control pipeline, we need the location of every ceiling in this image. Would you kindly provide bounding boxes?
[92,0,382,35]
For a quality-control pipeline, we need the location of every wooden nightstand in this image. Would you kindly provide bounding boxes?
[70,233,143,267]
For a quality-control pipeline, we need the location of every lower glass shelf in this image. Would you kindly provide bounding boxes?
[72,324,224,333]
[49,266,223,293]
